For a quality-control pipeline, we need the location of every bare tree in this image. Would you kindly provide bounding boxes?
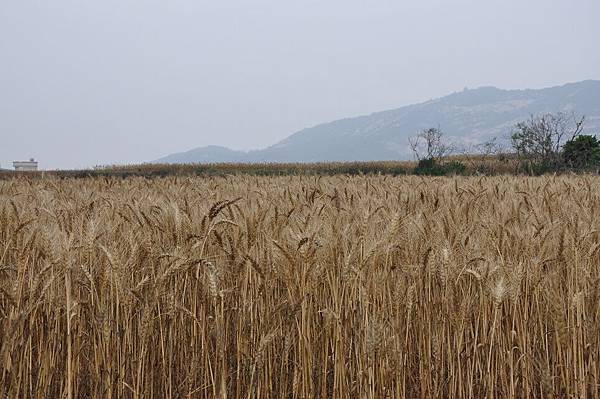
[409,127,453,161]
[511,112,585,169]
[476,137,505,157]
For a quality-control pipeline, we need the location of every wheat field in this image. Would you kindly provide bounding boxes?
[0,175,599,398]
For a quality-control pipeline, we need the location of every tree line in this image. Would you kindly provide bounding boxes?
[409,112,600,175]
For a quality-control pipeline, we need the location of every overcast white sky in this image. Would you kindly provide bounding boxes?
[1,0,599,169]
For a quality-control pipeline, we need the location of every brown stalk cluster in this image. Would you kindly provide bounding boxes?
[0,175,599,398]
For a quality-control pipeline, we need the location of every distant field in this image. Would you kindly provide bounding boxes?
[0,155,522,179]
[1,174,599,397]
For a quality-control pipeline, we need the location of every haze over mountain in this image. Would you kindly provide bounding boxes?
[157,80,600,164]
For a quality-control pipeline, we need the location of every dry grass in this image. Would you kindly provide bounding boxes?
[0,155,521,180]
[0,174,599,398]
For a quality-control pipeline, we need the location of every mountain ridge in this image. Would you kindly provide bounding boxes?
[156,80,600,164]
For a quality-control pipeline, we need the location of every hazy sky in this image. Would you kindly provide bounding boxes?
[1,0,599,169]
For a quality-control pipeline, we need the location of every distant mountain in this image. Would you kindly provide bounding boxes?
[156,80,600,163]
[157,145,247,164]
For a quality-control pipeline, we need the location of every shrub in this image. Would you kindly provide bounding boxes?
[413,158,466,176]
[563,135,600,169]
[414,158,443,175]
[443,160,467,175]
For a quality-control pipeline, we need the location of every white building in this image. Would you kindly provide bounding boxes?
[13,158,38,171]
